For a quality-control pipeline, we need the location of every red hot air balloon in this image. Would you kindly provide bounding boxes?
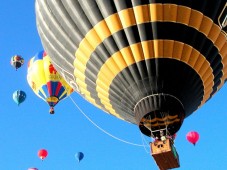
[38,149,48,160]
[186,131,200,145]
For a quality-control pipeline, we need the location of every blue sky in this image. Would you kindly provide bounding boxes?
[0,1,227,170]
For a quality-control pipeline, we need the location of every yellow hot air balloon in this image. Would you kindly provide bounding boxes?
[27,50,73,114]
[35,0,227,169]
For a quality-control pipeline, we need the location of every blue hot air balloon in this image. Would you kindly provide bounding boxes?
[75,152,84,163]
[13,90,26,105]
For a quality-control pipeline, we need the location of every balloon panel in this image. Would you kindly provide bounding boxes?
[27,51,48,96]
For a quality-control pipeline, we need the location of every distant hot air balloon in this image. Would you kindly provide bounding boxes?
[186,131,200,145]
[10,55,24,70]
[12,90,26,105]
[28,168,38,170]
[27,50,74,114]
[38,149,48,160]
[75,152,84,162]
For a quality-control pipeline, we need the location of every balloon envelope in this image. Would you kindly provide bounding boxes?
[28,168,38,170]
[186,131,200,145]
[12,90,26,105]
[27,50,74,113]
[38,149,48,160]
[35,0,227,137]
[75,152,84,162]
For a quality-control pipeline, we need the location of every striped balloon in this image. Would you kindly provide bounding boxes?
[35,0,227,136]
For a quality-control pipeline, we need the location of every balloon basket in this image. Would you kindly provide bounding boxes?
[150,138,180,170]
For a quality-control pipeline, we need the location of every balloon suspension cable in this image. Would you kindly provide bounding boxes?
[140,132,151,153]
[69,95,148,147]
[51,59,150,148]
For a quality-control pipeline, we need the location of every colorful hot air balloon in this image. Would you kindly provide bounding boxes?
[27,50,74,114]
[75,152,84,163]
[35,0,227,169]
[10,55,24,70]
[38,149,48,160]
[12,90,26,105]
[186,131,200,145]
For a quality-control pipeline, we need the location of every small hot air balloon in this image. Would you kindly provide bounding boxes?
[186,131,200,145]
[10,55,24,70]
[75,152,84,162]
[28,168,38,170]
[12,90,26,105]
[38,149,48,160]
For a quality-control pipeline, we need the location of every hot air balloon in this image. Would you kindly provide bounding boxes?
[38,149,48,160]
[35,0,227,169]
[10,55,24,70]
[186,131,200,145]
[12,90,26,105]
[28,168,38,170]
[27,50,74,114]
[75,152,84,163]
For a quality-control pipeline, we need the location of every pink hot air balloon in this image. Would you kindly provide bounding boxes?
[28,168,38,170]
[186,131,200,145]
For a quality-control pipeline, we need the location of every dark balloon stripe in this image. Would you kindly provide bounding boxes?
[109,59,203,118]
[63,0,94,36]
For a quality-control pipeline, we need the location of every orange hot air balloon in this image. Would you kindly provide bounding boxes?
[38,149,48,160]
[186,131,200,145]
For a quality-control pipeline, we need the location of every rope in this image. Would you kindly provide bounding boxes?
[50,58,150,148]
[140,132,150,153]
[69,95,148,147]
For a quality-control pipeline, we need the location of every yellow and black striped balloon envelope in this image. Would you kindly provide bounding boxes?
[35,0,227,137]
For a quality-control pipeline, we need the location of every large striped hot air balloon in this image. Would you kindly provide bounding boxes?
[35,0,227,136]
[27,50,74,114]
[35,0,227,168]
